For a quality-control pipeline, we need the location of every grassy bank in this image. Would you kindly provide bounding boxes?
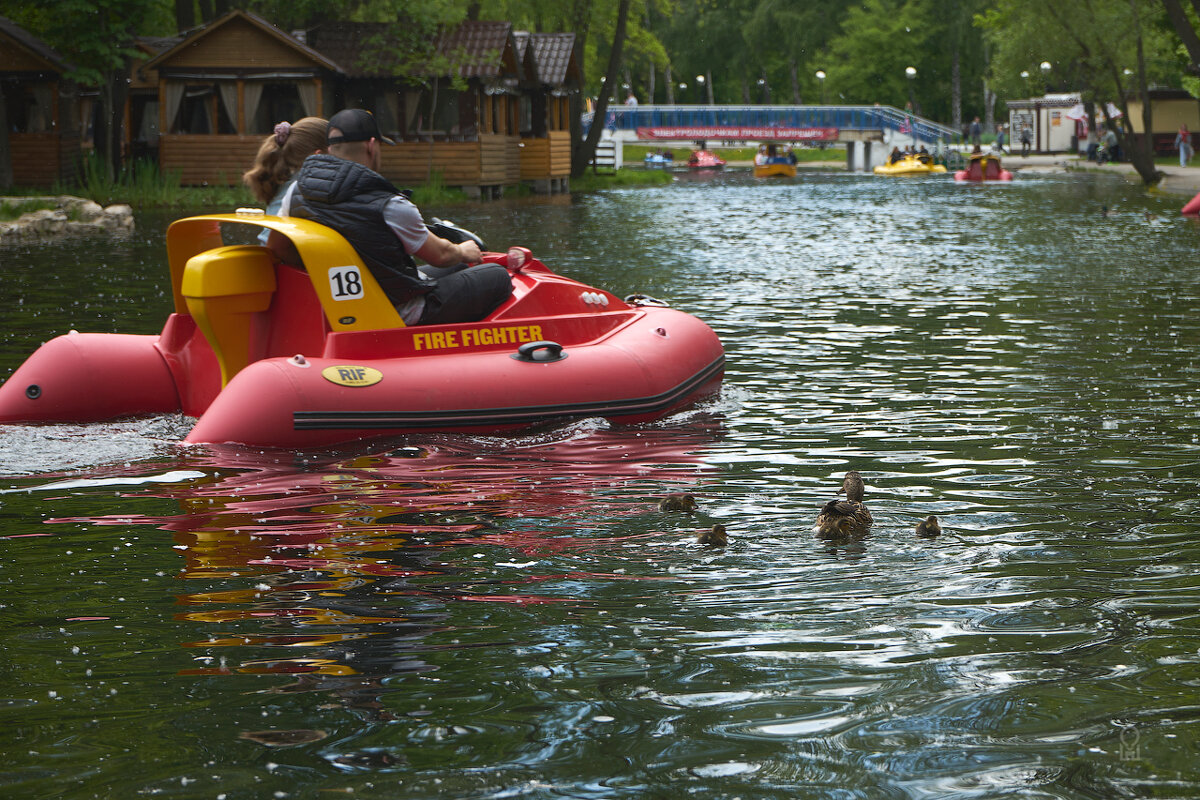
[0,198,59,220]
[4,153,679,210]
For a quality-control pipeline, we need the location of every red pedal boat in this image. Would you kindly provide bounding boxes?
[687,150,726,169]
[954,153,1013,182]
[0,213,724,448]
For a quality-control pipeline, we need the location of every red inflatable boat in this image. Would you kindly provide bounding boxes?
[687,150,726,169]
[954,153,1014,182]
[0,213,724,448]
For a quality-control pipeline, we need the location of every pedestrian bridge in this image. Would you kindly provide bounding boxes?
[584,104,960,170]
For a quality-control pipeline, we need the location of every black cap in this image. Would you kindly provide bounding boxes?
[327,109,395,145]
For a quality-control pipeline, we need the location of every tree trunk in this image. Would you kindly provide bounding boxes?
[1164,0,1200,73]
[0,88,12,190]
[174,0,195,32]
[1123,0,1165,184]
[648,64,655,104]
[572,0,632,177]
[741,76,751,104]
[665,64,674,104]
[789,59,801,104]
[198,0,214,24]
[982,40,994,131]
[761,69,771,104]
[951,46,962,130]
[705,70,714,104]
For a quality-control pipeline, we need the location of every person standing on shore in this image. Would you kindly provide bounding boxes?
[1175,124,1193,167]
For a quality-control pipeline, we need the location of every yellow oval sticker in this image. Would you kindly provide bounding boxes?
[321,365,383,387]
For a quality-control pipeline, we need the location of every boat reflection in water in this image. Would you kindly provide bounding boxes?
[42,419,724,721]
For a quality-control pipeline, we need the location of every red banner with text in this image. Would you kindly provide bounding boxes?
[635,126,839,141]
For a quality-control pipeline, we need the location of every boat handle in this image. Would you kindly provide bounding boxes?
[511,340,568,363]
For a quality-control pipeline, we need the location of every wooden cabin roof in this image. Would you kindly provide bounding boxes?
[311,19,521,82]
[0,15,71,75]
[511,31,538,87]
[308,22,409,79]
[144,9,342,75]
[529,33,580,87]
[436,20,518,80]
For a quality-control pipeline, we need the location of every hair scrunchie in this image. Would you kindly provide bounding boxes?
[274,121,291,146]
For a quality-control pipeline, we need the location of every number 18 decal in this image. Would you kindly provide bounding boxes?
[328,266,364,300]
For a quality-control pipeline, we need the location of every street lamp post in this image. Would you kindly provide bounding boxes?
[815,70,826,105]
[1036,62,1051,153]
[696,74,706,104]
[905,66,917,111]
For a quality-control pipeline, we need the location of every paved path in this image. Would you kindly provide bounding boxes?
[974,153,1200,197]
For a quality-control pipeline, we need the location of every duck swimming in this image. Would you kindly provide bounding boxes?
[814,471,873,540]
[915,515,942,538]
[696,524,727,546]
[659,493,698,512]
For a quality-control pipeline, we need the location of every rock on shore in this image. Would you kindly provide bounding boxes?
[0,196,135,243]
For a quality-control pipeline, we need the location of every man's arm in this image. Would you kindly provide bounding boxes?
[414,234,481,268]
[385,196,482,267]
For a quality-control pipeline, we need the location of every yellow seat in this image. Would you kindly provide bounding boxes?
[182,245,277,386]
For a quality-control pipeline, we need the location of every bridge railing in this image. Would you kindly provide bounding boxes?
[582,104,960,144]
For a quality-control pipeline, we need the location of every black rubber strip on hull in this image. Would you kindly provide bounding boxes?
[293,355,725,430]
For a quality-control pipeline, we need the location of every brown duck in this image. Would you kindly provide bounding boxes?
[659,493,698,512]
[814,471,873,540]
[696,524,727,546]
[915,515,942,538]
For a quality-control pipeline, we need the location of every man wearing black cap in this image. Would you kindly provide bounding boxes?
[284,108,512,326]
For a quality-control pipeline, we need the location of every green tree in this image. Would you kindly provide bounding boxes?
[980,0,1175,184]
[9,0,174,177]
[820,0,938,110]
[742,0,847,104]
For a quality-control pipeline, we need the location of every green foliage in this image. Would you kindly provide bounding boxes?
[980,0,1176,104]
[7,0,160,86]
[0,199,58,221]
[570,167,674,191]
[821,0,935,106]
[62,153,255,208]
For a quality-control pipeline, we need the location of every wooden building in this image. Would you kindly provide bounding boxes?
[1125,88,1200,154]
[310,19,526,198]
[514,32,580,193]
[142,10,342,186]
[0,16,80,187]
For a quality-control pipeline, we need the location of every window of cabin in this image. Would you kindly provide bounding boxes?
[519,95,533,136]
[405,84,459,137]
[251,83,304,134]
[129,94,159,159]
[171,85,235,134]
[1,82,54,133]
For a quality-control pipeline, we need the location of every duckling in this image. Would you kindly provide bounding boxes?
[814,471,873,540]
[915,515,942,538]
[696,524,727,547]
[659,493,697,512]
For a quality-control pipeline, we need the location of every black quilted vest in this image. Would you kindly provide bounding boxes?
[290,154,434,303]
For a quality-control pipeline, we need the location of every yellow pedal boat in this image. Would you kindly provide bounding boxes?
[753,161,797,178]
[873,154,947,176]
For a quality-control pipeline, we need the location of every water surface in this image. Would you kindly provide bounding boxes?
[2,169,1199,799]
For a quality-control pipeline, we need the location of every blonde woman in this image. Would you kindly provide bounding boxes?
[243,116,328,214]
